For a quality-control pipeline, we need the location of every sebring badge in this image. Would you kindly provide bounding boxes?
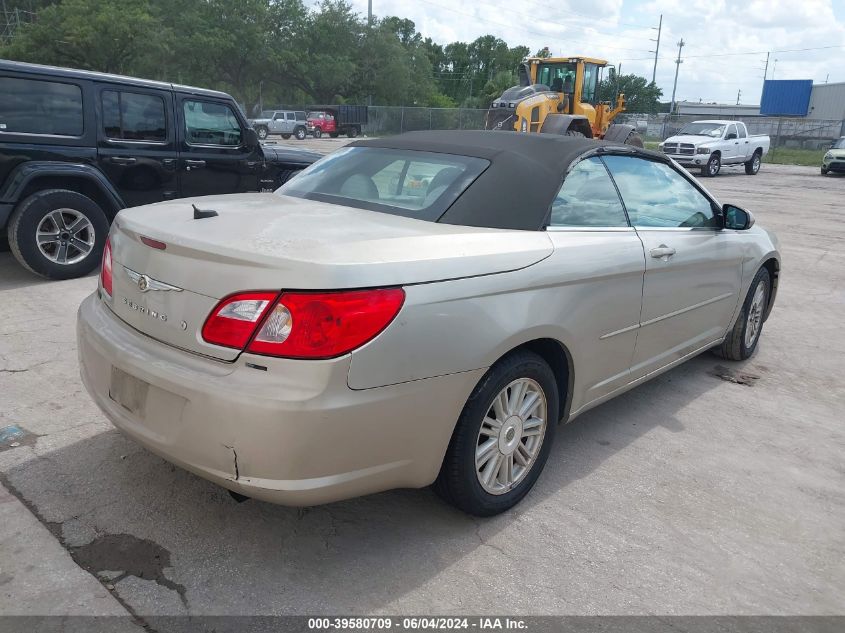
[124,267,183,293]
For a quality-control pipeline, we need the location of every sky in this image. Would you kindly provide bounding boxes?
[336,0,845,105]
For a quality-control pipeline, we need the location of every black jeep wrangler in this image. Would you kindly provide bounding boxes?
[0,60,321,279]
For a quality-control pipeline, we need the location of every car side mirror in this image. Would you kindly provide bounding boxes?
[244,128,259,148]
[723,204,755,230]
[726,132,737,140]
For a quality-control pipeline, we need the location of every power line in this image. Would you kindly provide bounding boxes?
[616,44,845,62]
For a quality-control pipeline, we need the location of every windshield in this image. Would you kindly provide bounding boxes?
[678,122,726,138]
[278,147,489,221]
[259,110,275,119]
[832,138,845,149]
[535,62,577,91]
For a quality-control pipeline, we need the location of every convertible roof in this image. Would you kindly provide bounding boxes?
[351,130,666,230]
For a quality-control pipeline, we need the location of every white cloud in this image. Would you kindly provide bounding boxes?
[334,0,845,105]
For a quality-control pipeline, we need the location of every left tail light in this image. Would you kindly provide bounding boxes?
[101,237,113,297]
[201,288,405,359]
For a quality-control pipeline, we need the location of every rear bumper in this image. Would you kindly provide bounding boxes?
[77,292,483,505]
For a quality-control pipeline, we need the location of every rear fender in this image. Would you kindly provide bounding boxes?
[539,114,593,138]
[0,162,124,215]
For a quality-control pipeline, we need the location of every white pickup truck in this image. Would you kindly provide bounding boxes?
[659,120,770,177]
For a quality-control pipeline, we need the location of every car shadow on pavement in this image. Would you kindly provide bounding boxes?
[0,349,729,617]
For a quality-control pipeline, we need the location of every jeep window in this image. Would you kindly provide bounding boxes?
[102,90,166,142]
[286,112,295,121]
[183,100,242,146]
[296,111,307,121]
[0,76,83,136]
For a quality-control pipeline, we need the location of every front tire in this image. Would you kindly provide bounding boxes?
[7,189,109,280]
[713,267,771,361]
[312,128,322,138]
[702,153,721,177]
[281,133,291,140]
[435,350,558,516]
[821,167,829,175]
[744,151,761,175]
[294,127,307,140]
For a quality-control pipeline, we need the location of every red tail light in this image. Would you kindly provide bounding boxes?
[101,237,113,297]
[201,292,278,349]
[201,288,405,359]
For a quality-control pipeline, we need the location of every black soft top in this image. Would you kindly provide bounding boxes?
[351,130,667,230]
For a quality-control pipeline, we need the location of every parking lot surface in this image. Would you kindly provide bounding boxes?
[0,163,843,620]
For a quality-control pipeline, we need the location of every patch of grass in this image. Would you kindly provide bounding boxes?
[764,147,825,167]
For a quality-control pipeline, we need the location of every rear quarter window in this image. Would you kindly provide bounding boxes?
[0,76,83,136]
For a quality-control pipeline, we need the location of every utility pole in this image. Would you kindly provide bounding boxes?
[759,51,770,104]
[669,38,684,115]
[367,0,372,25]
[736,89,741,105]
[650,14,662,84]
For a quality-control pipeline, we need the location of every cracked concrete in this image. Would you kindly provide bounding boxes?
[0,163,843,619]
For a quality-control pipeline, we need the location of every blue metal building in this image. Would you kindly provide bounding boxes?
[760,80,814,116]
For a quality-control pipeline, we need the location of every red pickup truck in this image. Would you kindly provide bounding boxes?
[306,105,368,139]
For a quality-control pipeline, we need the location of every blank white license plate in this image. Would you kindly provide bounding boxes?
[108,367,149,417]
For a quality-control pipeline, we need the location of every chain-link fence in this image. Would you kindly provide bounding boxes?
[265,103,844,148]
[614,113,845,149]
[363,106,489,135]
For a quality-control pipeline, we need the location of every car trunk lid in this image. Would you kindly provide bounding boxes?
[107,193,552,361]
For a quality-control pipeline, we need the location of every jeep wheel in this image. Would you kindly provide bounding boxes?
[8,189,109,280]
[281,134,291,140]
[255,126,269,140]
[294,127,307,140]
[312,128,322,139]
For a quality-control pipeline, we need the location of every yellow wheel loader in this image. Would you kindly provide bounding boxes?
[485,56,643,146]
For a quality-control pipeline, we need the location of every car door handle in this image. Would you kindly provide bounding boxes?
[185,159,206,170]
[109,156,137,165]
[650,245,676,260]
[246,160,261,168]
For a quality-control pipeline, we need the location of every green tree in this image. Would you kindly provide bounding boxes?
[599,72,663,114]
[1,0,164,75]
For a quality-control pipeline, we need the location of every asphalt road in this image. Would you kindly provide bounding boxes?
[0,162,843,623]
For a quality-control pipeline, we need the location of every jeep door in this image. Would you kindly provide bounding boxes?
[176,96,263,197]
[96,85,179,208]
[270,112,286,134]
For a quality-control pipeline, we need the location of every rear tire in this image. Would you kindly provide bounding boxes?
[744,150,761,175]
[702,153,721,177]
[435,350,558,516]
[255,126,269,140]
[281,134,291,140]
[346,126,359,138]
[7,189,109,280]
[713,267,771,361]
[329,132,339,138]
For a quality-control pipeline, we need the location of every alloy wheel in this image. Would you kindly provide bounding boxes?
[744,281,766,348]
[35,208,95,265]
[475,378,547,495]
